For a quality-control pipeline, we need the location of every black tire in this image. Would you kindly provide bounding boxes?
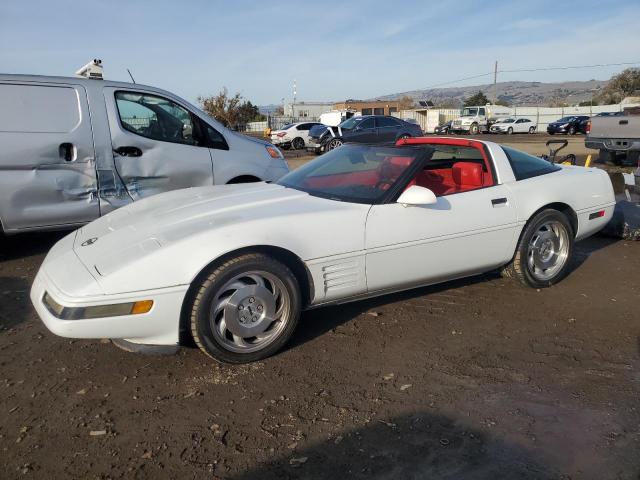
[326,138,343,150]
[507,127,513,135]
[501,209,574,288]
[190,253,301,364]
[292,137,305,150]
[548,131,555,135]
[568,126,576,135]
[469,123,479,135]
[398,133,411,141]
[281,144,291,150]
[529,126,535,134]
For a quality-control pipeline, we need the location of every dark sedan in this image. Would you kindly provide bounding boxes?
[434,120,452,135]
[307,115,423,153]
[546,115,590,135]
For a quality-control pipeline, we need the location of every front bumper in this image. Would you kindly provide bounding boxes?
[30,250,188,346]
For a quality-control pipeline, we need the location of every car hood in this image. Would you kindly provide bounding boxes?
[72,183,367,283]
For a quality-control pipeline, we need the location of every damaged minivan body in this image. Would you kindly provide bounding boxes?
[0,74,289,234]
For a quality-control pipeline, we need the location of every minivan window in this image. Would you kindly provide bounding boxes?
[115,91,196,145]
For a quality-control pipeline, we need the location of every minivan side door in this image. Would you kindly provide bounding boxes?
[103,87,214,200]
[0,81,99,232]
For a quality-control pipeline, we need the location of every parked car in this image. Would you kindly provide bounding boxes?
[434,120,452,135]
[270,122,322,150]
[489,118,536,134]
[546,115,590,135]
[586,111,640,165]
[0,74,289,235]
[307,115,422,153]
[32,138,615,363]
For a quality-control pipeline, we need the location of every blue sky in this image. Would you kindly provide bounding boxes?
[1,0,638,105]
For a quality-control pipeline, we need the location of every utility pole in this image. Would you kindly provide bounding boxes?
[292,79,297,117]
[493,61,498,104]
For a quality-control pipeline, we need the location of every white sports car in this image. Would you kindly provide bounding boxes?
[31,138,615,363]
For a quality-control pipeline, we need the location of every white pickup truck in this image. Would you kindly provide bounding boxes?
[450,104,511,135]
[586,109,640,165]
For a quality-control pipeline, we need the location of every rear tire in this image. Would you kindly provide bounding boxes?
[190,253,301,363]
[501,209,574,288]
[292,137,305,150]
[529,126,535,134]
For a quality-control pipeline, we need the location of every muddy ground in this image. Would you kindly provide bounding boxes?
[1,135,639,479]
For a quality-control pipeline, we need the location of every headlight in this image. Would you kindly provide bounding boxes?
[266,146,283,159]
[43,292,153,320]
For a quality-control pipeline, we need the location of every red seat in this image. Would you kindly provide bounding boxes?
[452,162,483,188]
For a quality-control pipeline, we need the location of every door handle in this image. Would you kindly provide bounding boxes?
[59,142,76,162]
[114,146,143,157]
[491,197,508,206]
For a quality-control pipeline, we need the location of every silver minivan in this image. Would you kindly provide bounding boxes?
[0,74,289,234]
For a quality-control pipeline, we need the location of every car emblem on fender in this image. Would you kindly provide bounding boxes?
[81,237,98,246]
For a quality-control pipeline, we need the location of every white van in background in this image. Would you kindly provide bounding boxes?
[0,74,289,234]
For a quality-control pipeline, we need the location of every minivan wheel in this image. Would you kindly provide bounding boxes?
[190,253,301,363]
[501,209,574,288]
[292,137,305,150]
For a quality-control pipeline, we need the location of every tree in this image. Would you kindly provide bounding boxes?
[237,100,265,124]
[596,68,640,104]
[198,87,243,127]
[463,91,489,107]
[396,95,415,110]
[578,100,598,107]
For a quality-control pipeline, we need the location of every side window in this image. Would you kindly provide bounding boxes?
[203,122,229,150]
[478,108,486,116]
[358,118,375,129]
[297,123,310,131]
[515,119,524,124]
[502,145,560,181]
[115,91,196,145]
[377,117,401,128]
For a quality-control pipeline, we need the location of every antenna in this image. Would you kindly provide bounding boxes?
[127,68,136,84]
[292,79,297,116]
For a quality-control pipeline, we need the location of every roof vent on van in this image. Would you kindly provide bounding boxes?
[75,59,103,80]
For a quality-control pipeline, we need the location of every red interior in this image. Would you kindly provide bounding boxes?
[302,139,495,197]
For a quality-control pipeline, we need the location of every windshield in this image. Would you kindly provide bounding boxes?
[338,116,366,129]
[557,117,576,123]
[498,118,515,124]
[462,108,478,117]
[277,144,428,204]
[279,123,294,130]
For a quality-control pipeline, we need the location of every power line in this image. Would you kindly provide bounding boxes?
[498,61,640,74]
[415,61,640,92]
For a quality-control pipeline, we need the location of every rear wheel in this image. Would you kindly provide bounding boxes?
[292,137,305,150]
[501,209,574,288]
[190,253,301,363]
[529,126,535,134]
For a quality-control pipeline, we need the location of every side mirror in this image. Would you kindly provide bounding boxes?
[397,185,437,206]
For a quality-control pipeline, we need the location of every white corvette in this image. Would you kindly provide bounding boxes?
[31,138,615,363]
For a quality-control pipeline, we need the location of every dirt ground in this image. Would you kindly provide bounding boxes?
[1,135,639,479]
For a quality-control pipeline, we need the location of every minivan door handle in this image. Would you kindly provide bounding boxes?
[114,146,143,157]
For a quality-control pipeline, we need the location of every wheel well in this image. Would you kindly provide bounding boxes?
[528,202,578,237]
[178,245,314,345]
[227,175,261,184]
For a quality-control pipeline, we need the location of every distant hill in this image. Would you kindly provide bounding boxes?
[372,80,608,107]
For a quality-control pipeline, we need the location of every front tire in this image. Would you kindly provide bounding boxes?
[190,253,301,363]
[507,127,513,135]
[568,126,576,135]
[326,138,343,150]
[469,123,479,135]
[502,209,574,288]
